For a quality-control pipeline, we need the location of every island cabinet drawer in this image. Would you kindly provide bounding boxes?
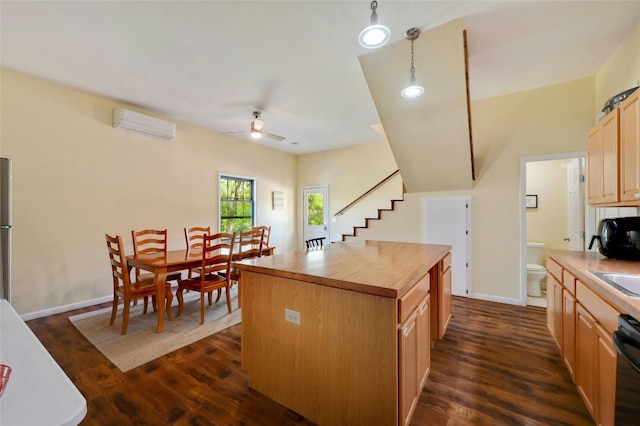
[442,252,452,272]
[563,270,577,295]
[576,280,621,334]
[547,257,563,282]
[398,273,430,324]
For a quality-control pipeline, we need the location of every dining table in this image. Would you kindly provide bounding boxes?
[127,249,202,333]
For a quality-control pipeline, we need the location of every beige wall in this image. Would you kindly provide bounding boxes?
[595,21,640,118]
[1,69,297,316]
[526,159,572,250]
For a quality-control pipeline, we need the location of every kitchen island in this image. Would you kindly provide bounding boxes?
[235,240,451,426]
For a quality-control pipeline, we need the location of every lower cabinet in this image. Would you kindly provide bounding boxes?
[596,322,616,426]
[546,271,563,348]
[399,294,430,426]
[576,302,596,417]
[562,288,576,380]
[548,256,621,426]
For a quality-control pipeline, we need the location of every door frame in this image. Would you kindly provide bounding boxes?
[519,151,590,306]
[302,185,330,248]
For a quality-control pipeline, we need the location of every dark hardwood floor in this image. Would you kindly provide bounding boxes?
[26,296,593,425]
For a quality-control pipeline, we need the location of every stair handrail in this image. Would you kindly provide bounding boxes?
[334,170,401,216]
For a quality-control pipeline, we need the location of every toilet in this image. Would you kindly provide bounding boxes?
[527,242,547,297]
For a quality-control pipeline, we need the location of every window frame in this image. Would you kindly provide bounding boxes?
[219,173,257,234]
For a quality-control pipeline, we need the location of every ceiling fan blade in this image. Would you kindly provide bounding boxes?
[223,131,250,135]
[262,132,285,142]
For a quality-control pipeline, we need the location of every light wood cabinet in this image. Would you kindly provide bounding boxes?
[399,309,419,426]
[546,268,563,349]
[595,322,616,426]
[399,293,431,426]
[562,288,576,380]
[620,90,640,202]
[576,302,596,417]
[418,295,431,389]
[588,109,620,205]
[547,256,622,426]
[440,254,452,337]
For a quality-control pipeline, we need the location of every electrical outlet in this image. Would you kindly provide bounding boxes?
[285,309,301,325]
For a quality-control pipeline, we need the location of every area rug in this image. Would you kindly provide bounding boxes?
[69,287,241,372]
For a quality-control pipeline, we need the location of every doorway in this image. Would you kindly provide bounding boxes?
[520,152,588,307]
[302,185,330,247]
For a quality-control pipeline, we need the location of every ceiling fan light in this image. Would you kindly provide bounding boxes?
[250,130,262,139]
[401,84,425,98]
[359,25,391,48]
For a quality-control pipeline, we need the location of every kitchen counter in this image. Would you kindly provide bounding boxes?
[235,239,450,298]
[547,249,640,318]
[0,300,87,426]
[236,240,451,426]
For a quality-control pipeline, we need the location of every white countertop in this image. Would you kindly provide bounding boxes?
[0,300,87,426]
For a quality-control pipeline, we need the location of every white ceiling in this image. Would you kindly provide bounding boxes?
[1,1,638,155]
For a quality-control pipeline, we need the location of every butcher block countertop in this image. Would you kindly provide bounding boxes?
[547,249,640,319]
[234,240,451,299]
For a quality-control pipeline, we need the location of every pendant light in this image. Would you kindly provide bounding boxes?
[400,27,424,98]
[358,1,390,49]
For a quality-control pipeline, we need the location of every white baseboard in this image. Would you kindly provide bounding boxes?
[21,295,112,321]
[469,292,524,306]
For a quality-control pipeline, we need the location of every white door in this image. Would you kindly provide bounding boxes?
[422,196,471,297]
[303,186,329,246]
[567,159,585,251]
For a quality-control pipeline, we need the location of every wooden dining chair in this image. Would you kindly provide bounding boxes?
[252,225,273,256]
[184,226,210,278]
[237,228,264,260]
[229,228,264,307]
[176,232,236,324]
[106,234,173,335]
[131,229,182,282]
[306,237,326,249]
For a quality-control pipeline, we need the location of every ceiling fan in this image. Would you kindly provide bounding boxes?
[225,111,285,142]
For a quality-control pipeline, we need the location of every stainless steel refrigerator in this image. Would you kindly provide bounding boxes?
[0,158,11,301]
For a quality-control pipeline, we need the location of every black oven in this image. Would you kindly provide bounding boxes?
[612,314,640,425]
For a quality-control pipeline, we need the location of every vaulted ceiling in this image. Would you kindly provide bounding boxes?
[1,1,639,157]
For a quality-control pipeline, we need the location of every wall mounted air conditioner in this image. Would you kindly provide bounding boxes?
[113,108,176,140]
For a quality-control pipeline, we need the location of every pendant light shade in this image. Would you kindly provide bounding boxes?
[358,1,390,48]
[401,28,424,98]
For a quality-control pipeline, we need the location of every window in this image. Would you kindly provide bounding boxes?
[220,175,255,234]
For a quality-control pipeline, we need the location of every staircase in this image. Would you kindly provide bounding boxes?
[341,197,404,241]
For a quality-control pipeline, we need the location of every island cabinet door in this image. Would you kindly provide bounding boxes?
[399,310,419,426]
[418,295,431,389]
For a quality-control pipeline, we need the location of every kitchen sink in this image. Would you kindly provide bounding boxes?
[589,271,640,298]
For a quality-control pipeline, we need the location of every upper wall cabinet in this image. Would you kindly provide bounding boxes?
[588,89,640,207]
[620,90,640,203]
[588,109,619,205]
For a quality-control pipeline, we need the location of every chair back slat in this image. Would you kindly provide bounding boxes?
[306,237,326,249]
[131,229,168,255]
[237,228,263,260]
[200,232,236,283]
[252,225,271,251]
[131,229,169,280]
[184,226,210,251]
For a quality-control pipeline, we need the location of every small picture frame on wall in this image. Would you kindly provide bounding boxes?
[272,191,284,210]
[526,194,538,209]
